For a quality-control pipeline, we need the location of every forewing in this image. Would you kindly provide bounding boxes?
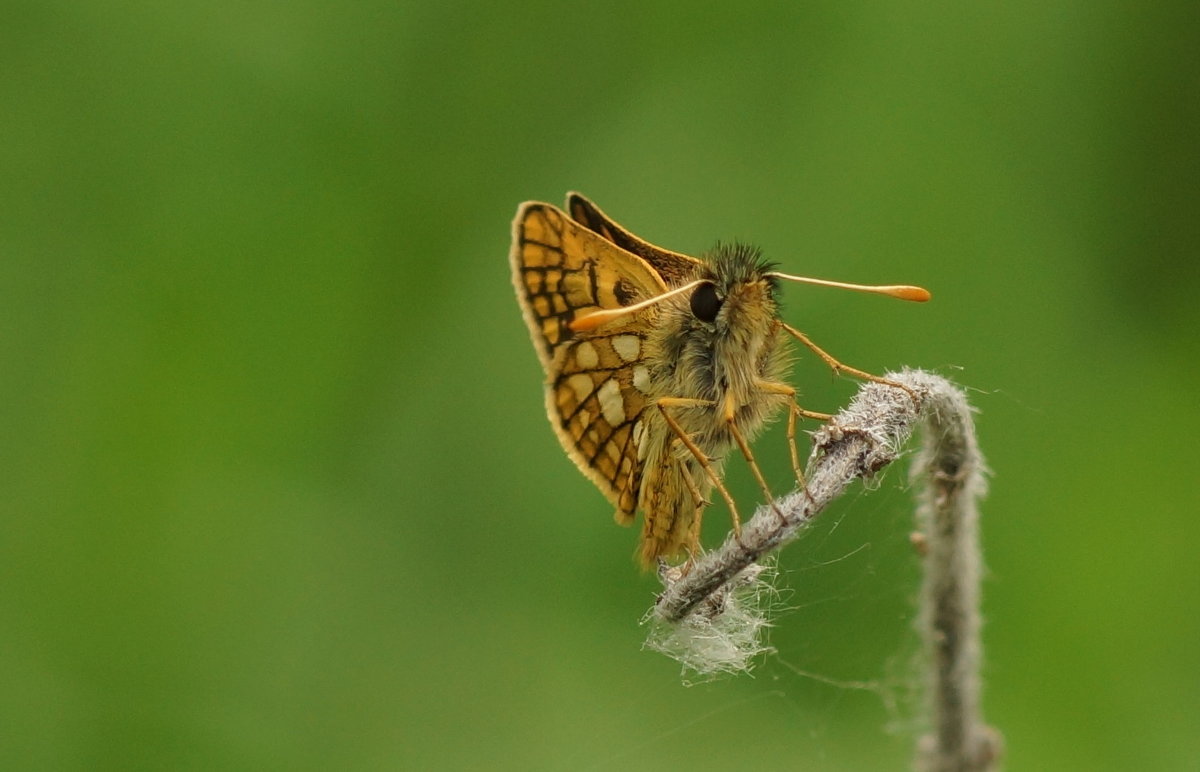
[511,202,667,367]
[510,201,664,518]
[566,192,703,287]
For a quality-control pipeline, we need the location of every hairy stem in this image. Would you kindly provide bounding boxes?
[652,369,1002,771]
[910,376,1001,771]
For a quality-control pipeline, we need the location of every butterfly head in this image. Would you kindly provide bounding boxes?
[653,243,786,403]
[688,242,780,333]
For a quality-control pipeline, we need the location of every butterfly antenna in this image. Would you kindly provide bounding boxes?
[569,280,708,332]
[767,272,931,302]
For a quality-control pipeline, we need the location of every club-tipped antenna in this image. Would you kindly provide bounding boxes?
[569,279,708,332]
[767,272,931,302]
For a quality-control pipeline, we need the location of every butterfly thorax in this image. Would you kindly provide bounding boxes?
[647,244,792,452]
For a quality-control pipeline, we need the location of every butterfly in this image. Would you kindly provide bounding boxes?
[510,193,929,568]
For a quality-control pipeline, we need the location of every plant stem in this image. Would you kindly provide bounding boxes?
[652,370,1002,771]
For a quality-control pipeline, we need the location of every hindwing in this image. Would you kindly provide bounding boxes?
[510,202,666,519]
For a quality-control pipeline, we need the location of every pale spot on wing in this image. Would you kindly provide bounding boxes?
[632,365,652,395]
[567,373,593,403]
[575,341,599,369]
[611,335,641,362]
[597,378,625,426]
[633,421,648,460]
[578,409,592,428]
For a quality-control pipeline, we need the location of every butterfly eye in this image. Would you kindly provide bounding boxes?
[689,282,723,322]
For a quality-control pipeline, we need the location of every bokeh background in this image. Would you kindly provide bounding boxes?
[4,2,1197,769]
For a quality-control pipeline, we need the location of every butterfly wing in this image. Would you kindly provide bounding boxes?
[511,201,667,522]
[566,192,703,287]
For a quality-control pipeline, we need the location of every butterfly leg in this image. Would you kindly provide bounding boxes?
[656,397,745,537]
[781,323,919,403]
[784,404,818,506]
[786,404,804,485]
[676,458,710,512]
[754,380,831,506]
[676,457,710,570]
[719,391,792,527]
[726,420,786,527]
[753,380,830,483]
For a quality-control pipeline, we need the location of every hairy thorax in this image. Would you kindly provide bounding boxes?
[646,263,792,458]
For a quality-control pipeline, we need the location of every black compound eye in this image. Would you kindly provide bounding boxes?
[689,282,723,322]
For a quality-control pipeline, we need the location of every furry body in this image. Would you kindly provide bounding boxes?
[633,245,793,564]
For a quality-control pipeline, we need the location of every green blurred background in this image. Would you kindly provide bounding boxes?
[3,1,1197,769]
